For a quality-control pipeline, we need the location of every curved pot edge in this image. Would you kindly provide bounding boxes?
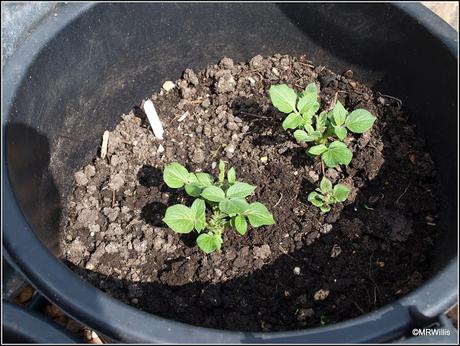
[2,2,458,343]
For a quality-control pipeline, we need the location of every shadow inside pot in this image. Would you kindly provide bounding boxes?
[6,123,63,255]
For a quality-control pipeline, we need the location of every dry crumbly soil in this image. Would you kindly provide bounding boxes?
[61,54,440,331]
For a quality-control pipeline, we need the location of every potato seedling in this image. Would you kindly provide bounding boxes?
[308,177,350,213]
[162,161,275,253]
[269,83,376,168]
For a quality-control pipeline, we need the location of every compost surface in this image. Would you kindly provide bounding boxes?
[61,55,439,331]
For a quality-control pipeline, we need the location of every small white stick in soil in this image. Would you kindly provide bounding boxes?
[273,193,283,208]
[326,92,338,112]
[100,131,109,159]
[177,111,189,122]
[143,99,164,140]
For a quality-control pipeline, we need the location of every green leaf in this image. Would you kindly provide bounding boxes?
[315,111,328,134]
[294,130,316,142]
[301,101,320,118]
[321,141,353,168]
[282,113,302,130]
[303,82,317,98]
[308,191,324,207]
[308,144,328,156]
[304,123,315,134]
[196,233,223,254]
[319,205,331,213]
[226,182,256,199]
[332,184,350,202]
[163,162,192,188]
[185,183,203,197]
[334,125,347,140]
[332,100,348,126]
[218,160,226,184]
[345,109,376,133]
[269,84,298,114]
[244,202,275,227]
[320,177,333,193]
[162,204,194,233]
[234,215,248,235]
[195,172,214,187]
[191,199,206,232]
[201,186,226,202]
[297,84,317,114]
[227,167,236,184]
[219,198,250,216]
[297,95,312,115]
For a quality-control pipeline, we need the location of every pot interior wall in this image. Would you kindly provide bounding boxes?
[6,3,457,272]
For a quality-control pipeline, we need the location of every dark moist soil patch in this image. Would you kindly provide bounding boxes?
[61,54,440,331]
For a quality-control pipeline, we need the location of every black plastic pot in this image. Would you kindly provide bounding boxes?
[3,3,458,343]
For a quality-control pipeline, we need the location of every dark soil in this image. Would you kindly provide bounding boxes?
[60,54,440,331]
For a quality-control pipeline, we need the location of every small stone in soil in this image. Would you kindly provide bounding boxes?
[308,170,320,183]
[219,57,234,69]
[314,289,330,301]
[201,99,211,108]
[325,168,340,183]
[247,76,256,85]
[330,244,342,258]
[88,224,100,233]
[108,174,125,191]
[74,171,88,186]
[191,148,206,163]
[343,69,354,78]
[293,267,301,275]
[249,55,264,68]
[77,209,98,225]
[226,121,239,131]
[225,143,236,154]
[162,81,175,91]
[84,164,96,178]
[253,245,271,260]
[215,71,236,93]
[183,69,199,86]
[297,308,315,321]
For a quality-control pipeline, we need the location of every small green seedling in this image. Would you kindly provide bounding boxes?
[269,83,376,168]
[308,177,350,213]
[162,161,275,253]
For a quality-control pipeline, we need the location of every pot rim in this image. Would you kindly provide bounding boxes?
[2,3,458,343]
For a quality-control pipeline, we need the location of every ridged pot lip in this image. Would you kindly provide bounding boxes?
[2,3,458,343]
